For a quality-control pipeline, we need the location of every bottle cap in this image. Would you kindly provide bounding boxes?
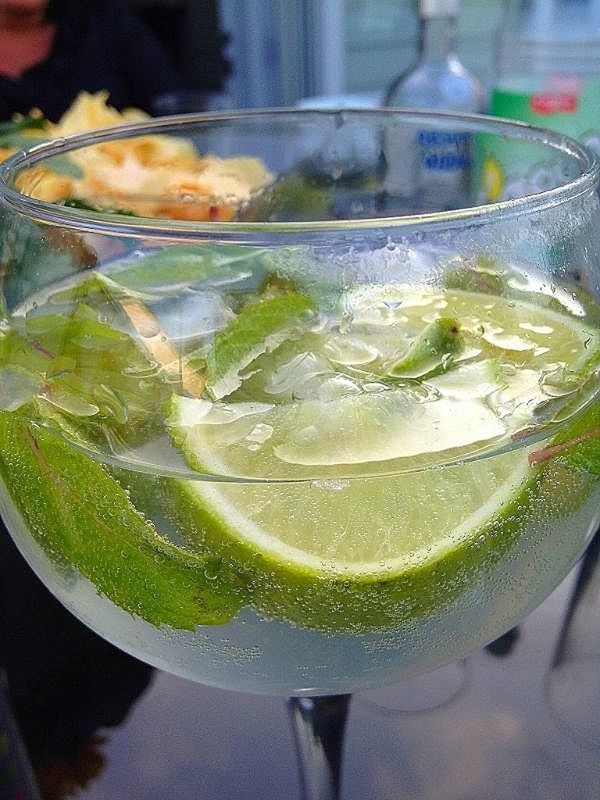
[419,0,460,18]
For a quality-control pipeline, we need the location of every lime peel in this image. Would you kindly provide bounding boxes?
[205,292,315,399]
[387,316,463,379]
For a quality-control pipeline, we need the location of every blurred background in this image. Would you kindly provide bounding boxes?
[125,0,502,109]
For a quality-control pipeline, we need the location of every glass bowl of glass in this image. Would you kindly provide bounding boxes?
[0,109,599,798]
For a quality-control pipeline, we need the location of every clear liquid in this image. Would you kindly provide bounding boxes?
[1,248,599,694]
[2,459,597,695]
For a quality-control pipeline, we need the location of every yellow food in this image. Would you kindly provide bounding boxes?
[5,91,273,220]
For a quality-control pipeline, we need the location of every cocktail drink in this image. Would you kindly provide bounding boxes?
[0,111,599,795]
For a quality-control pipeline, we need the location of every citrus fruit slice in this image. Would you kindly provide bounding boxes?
[166,399,541,632]
[169,284,598,479]
[167,393,600,633]
[164,282,600,632]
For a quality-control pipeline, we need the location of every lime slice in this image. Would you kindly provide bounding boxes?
[168,285,598,478]
[166,405,537,632]
[170,391,506,476]
[164,283,600,632]
[167,393,600,633]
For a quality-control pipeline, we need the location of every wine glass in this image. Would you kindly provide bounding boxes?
[0,110,599,799]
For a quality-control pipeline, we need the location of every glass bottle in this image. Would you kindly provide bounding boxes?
[382,0,484,212]
[491,0,600,154]
[384,0,483,113]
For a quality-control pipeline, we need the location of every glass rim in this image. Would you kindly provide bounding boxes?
[0,106,598,240]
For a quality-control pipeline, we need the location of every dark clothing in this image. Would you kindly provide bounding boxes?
[0,0,186,122]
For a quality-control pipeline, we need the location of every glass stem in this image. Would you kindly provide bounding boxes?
[287,694,351,800]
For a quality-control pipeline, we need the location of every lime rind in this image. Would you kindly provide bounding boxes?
[164,400,599,633]
[161,280,600,632]
[169,439,531,577]
[4,263,600,636]
[164,450,542,632]
[386,316,463,379]
[205,292,315,399]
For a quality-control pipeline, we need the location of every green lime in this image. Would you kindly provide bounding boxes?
[169,285,598,479]
[205,291,315,399]
[168,400,600,633]
[165,283,600,632]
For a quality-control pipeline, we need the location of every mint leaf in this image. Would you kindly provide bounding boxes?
[205,291,314,399]
[557,402,600,475]
[0,114,48,135]
[0,215,93,309]
[105,244,267,295]
[529,401,600,475]
[0,409,245,628]
[1,287,173,443]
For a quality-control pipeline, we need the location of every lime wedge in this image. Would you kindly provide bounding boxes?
[167,283,598,478]
[167,393,600,633]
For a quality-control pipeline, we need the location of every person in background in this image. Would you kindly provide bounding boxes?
[0,0,187,122]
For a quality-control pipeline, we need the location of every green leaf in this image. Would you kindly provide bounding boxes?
[0,132,45,152]
[0,214,90,309]
[549,401,600,476]
[105,244,267,295]
[0,409,245,628]
[0,114,48,135]
[44,155,84,178]
[1,286,173,443]
[205,291,315,399]
[0,130,81,177]
[63,196,133,213]
[241,169,333,222]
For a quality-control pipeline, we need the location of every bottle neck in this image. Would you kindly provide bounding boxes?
[418,15,457,63]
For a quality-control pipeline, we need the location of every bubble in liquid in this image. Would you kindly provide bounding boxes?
[310,478,351,492]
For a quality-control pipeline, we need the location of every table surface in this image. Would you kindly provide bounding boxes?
[2,532,599,800]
